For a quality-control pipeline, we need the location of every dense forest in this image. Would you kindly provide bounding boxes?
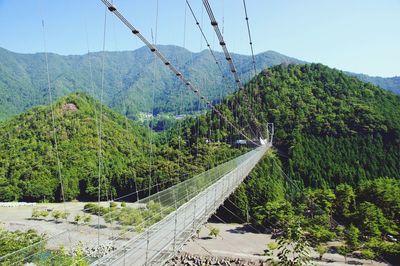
[0,63,399,262]
[0,92,244,202]
[1,46,398,121]
[168,63,400,262]
[179,63,399,186]
[0,46,303,120]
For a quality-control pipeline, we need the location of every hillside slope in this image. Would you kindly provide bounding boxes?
[181,63,400,187]
[0,92,242,201]
[2,46,399,122]
[0,46,302,120]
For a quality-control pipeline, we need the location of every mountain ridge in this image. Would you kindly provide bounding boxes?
[0,45,398,121]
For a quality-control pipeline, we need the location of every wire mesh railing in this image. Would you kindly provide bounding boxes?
[94,143,270,265]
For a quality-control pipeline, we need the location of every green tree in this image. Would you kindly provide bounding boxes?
[335,183,355,219]
[345,224,360,250]
[265,220,312,266]
[254,200,294,229]
[355,202,392,237]
[316,243,328,261]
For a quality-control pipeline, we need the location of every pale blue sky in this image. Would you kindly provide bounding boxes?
[0,0,399,77]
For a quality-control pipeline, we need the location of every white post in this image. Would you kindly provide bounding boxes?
[173,212,177,252]
[145,230,150,266]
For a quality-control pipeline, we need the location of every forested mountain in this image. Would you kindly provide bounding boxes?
[1,62,399,262]
[182,63,400,187]
[1,46,399,122]
[0,92,242,202]
[0,46,302,120]
[172,63,400,262]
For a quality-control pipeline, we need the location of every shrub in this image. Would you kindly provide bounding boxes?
[60,211,70,220]
[119,207,143,226]
[31,208,41,219]
[208,227,220,238]
[74,214,82,224]
[83,214,92,224]
[361,249,375,260]
[83,203,107,215]
[0,228,45,264]
[52,210,62,222]
[266,242,279,252]
[104,209,119,224]
[121,202,127,208]
[110,202,117,208]
[40,210,49,218]
[83,203,97,213]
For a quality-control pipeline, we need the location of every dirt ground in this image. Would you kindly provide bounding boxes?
[0,205,390,265]
[181,223,389,266]
[0,202,135,251]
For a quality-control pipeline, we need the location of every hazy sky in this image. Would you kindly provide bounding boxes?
[0,0,399,77]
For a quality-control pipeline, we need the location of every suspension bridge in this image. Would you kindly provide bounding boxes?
[0,0,276,265]
[92,2,271,264]
[95,142,272,266]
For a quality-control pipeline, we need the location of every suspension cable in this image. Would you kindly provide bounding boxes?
[187,0,238,143]
[202,0,263,139]
[41,20,67,211]
[97,5,108,247]
[147,0,159,197]
[40,17,73,252]
[99,0,259,146]
[186,0,225,80]
[242,0,257,76]
[242,0,258,116]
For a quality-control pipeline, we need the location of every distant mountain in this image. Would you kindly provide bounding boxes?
[0,46,398,121]
[0,46,302,120]
[347,72,400,94]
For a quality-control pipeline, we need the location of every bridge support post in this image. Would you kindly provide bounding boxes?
[173,212,177,253]
[123,247,126,266]
[213,186,217,212]
[192,198,197,233]
[145,230,150,266]
[205,189,208,217]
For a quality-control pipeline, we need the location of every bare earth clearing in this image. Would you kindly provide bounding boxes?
[0,204,389,265]
[0,202,135,252]
[179,223,388,266]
